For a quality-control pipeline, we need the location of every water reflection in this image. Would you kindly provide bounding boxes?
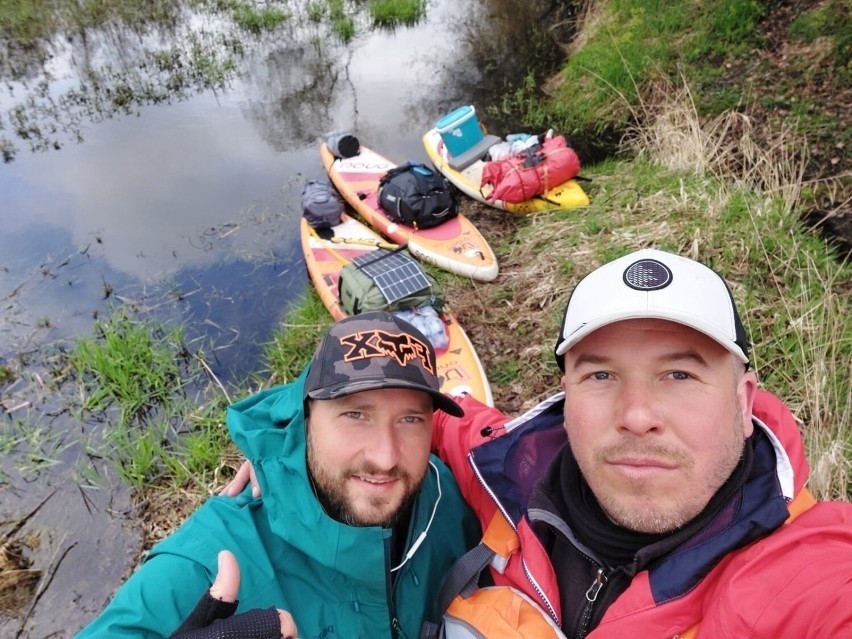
[162,252,308,384]
[244,39,342,148]
[407,0,574,132]
[1,7,227,158]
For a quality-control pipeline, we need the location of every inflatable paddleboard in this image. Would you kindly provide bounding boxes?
[320,143,498,282]
[300,213,494,406]
[423,127,590,214]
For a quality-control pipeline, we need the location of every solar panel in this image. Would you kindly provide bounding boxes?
[351,250,432,305]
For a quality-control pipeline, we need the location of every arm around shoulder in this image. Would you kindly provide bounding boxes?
[432,394,510,473]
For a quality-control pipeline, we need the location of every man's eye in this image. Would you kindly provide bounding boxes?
[400,415,424,424]
[591,371,610,381]
[670,371,690,380]
[343,411,364,420]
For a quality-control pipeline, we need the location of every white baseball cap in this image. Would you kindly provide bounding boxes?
[554,249,750,369]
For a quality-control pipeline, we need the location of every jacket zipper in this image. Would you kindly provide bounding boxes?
[575,568,608,639]
[385,536,400,639]
[392,616,405,639]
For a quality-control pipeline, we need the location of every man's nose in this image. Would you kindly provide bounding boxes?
[616,380,664,435]
[363,422,402,470]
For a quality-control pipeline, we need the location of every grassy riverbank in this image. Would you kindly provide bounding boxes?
[453,0,851,502]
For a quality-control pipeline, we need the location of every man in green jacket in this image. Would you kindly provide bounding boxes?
[76,311,480,639]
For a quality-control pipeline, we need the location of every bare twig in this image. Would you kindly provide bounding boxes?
[16,539,78,638]
[1,490,57,546]
[195,353,231,404]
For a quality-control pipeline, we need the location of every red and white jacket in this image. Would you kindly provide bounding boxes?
[433,389,852,638]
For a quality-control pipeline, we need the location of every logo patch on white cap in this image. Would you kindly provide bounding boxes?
[623,259,673,291]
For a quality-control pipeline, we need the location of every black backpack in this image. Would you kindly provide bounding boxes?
[378,162,459,229]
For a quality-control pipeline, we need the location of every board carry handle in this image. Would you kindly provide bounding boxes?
[329,236,398,250]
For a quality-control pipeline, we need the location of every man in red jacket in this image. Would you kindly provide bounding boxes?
[431,248,852,638]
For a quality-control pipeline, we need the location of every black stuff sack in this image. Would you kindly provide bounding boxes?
[378,162,459,229]
[302,180,344,229]
[326,131,360,159]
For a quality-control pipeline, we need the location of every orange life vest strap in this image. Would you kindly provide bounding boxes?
[785,487,817,524]
[482,512,521,559]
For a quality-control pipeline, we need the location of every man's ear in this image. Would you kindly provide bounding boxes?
[738,368,758,437]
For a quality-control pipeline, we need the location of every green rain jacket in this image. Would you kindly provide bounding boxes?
[76,370,480,639]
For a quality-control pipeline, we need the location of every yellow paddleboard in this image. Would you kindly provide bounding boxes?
[423,128,590,214]
[300,213,493,406]
[320,143,498,282]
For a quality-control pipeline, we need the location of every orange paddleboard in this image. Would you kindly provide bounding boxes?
[320,143,498,282]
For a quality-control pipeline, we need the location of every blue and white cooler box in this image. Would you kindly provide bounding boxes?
[435,106,485,159]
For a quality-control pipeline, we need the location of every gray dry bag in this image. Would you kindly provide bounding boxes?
[302,180,344,229]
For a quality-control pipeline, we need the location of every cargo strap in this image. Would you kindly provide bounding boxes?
[437,543,496,614]
[437,513,519,613]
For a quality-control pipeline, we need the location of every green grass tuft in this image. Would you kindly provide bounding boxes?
[70,308,186,423]
[788,0,851,70]
[263,293,332,386]
[66,307,237,491]
[368,0,424,27]
[230,1,289,33]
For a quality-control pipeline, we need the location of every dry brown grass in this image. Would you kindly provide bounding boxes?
[622,77,810,216]
[0,532,41,617]
[746,243,851,500]
[134,447,246,552]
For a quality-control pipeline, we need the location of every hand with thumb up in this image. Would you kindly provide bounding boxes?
[169,550,298,639]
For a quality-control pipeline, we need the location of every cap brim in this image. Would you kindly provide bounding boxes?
[307,379,464,417]
[556,311,749,364]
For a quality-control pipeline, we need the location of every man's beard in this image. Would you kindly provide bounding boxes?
[573,411,746,534]
[306,432,424,528]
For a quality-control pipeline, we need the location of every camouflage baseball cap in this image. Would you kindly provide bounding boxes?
[304,311,464,417]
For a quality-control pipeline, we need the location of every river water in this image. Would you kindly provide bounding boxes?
[0,0,562,635]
